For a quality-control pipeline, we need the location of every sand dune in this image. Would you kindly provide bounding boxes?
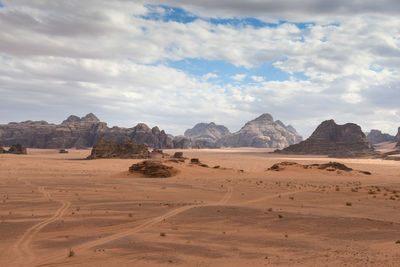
[1,148,400,266]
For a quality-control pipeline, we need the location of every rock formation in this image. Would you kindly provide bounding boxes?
[129,160,173,178]
[0,145,6,153]
[184,122,231,148]
[87,139,150,159]
[172,136,191,149]
[396,127,400,148]
[0,113,173,149]
[276,120,374,156]
[219,114,302,148]
[8,144,27,154]
[367,130,395,145]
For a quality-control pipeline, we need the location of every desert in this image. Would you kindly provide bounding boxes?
[1,147,400,266]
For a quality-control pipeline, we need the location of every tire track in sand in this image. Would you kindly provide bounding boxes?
[35,186,233,266]
[12,186,71,265]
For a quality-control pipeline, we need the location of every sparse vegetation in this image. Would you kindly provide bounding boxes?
[346,202,352,206]
[68,248,75,257]
[160,232,166,237]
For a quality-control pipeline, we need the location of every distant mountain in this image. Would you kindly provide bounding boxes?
[0,113,302,149]
[367,129,395,145]
[0,114,173,149]
[276,119,374,156]
[396,127,400,148]
[219,114,302,148]
[183,122,231,148]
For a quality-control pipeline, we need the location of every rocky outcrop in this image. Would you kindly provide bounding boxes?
[0,113,173,149]
[367,130,395,145]
[87,139,150,159]
[129,160,173,178]
[219,114,302,148]
[276,120,374,156]
[396,127,400,148]
[172,136,191,149]
[8,144,27,154]
[0,146,5,153]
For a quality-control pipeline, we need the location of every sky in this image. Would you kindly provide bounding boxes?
[1,0,400,138]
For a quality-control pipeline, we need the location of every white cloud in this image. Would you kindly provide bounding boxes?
[0,1,400,137]
[251,76,264,82]
[202,73,218,81]
[231,74,246,81]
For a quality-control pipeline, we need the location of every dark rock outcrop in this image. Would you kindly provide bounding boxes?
[276,120,374,156]
[219,114,302,148]
[0,146,5,153]
[8,144,27,154]
[0,114,173,149]
[87,139,150,159]
[367,130,395,145]
[129,160,173,178]
[172,136,191,149]
[396,127,400,148]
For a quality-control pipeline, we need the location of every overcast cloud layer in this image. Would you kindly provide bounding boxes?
[1,0,399,137]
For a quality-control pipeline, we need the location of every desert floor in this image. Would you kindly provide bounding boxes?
[1,148,400,266]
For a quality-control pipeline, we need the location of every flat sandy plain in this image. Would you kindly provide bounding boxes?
[1,148,400,266]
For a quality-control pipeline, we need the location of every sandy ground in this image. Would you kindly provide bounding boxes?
[1,148,400,266]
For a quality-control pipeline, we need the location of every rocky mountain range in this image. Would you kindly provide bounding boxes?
[0,113,302,149]
[276,119,375,157]
[218,114,302,148]
[0,113,173,149]
[178,113,302,149]
[366,129,396,145]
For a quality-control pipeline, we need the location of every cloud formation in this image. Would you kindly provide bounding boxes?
[0,0,399,137]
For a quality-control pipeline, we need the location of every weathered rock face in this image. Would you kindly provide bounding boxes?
[87,139,150,159]
[219,114,302,148]
[8,144,27,154]
[396,127,400,148]
[0,145,6,153]
[367,130,395,145]
[129,160,173,178]
[172,136,191,149]
[276,120,374,156]
[0,113,173,149]
[185,122,231,143]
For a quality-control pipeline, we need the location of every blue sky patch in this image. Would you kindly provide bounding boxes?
[165,58,308,84]
[141,5,315,30]
[0,2,3,7]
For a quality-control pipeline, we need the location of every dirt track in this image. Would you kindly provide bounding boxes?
[1,148,400,266]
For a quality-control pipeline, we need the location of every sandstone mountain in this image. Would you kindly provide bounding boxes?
[0,113,173,149]
[183,122,231,148]
[276,119,374,156]
[367,130,395,145]
[219,114,302,148]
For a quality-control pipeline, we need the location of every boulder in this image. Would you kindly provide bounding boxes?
[8,144,27,154]
[129,160,173,178]
[0,146,5,153]
[276,120,374,156]
[87,139,150,159]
